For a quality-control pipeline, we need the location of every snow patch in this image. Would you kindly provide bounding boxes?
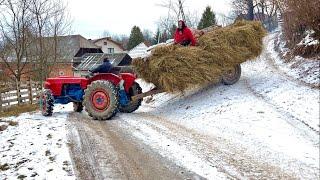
[0,104,75,179]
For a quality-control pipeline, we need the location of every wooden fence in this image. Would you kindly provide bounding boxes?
[0,79,42,111]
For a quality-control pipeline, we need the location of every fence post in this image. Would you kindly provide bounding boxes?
[0,92,2,112]
[16,79,21,105]
[28,77,33,104]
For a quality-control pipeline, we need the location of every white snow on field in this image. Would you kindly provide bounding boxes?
[0,104,75,180]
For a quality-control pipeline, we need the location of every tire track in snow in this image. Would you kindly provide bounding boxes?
[67,113,125,180]
[265,33,319,89]
[244,78,319,136]
[118,112,297,179]
[67,112,198,180]
[242,37,319,135]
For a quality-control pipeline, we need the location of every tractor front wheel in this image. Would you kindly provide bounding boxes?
[40,89,54,116]
[221,64,241,85]
[83,80,119,120]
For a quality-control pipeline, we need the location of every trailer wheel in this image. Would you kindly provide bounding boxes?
[222,64,241,85]
[119,82,142,113]
[40,89,54,116]
[83,80,119,120]
[73,102,83,112]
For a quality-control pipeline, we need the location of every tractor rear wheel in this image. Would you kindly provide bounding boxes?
[119,82,142,113]
[40,89,54,116]
[83,80,119,120]
[73,102,83,112]
[222,64,241,85]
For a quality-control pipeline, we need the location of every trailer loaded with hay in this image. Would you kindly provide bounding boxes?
[131,20,266,100]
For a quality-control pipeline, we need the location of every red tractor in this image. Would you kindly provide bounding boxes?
[40,72,143,120]
[40,64,241,120]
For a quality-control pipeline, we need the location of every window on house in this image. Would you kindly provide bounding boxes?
[108,48,114,54]
[104,42,107,45]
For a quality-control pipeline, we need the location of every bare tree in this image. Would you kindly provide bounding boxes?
[0,0,71,86]
[156,0,199,29]
[217,13,236,26]
[46,0,72,77]
[232,0,280,30]
[29,0,71,82]
[155,0,199,43]
[0,0,32,83]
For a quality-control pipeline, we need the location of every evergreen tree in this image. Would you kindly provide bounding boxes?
[197,6,217,29]
[127,26,145,50]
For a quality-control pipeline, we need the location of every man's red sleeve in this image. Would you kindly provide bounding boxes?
[173,31,179,44]
[186,28,196,46]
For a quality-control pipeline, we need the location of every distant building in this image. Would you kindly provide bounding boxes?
[0,34,103,80]
[92,37,126,54]
[51,35,102,77]
[128,42,150,59]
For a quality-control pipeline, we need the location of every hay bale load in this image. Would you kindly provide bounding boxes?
[132,21,266,92]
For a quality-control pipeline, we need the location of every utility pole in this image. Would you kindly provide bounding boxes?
[247,0,254,20]
[178,0,186,21]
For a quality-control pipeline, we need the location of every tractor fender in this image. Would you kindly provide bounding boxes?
[88,73,121,87]
[88,73,137,93]
[120,73,137,92]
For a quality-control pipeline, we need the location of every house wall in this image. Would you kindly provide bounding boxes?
[49,63,74,77]
[0,63,33,81]
[94,40,125,54]
[0,62,74,82]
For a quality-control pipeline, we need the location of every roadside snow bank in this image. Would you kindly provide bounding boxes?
[0,104,75,180]
[270,31,320,87]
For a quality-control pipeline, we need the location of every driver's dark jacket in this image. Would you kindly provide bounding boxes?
[90,61,112,74]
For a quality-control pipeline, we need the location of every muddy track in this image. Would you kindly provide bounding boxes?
[120,112,304,179]
[67,112,202,180]
[244,78,319,135]
[243,38,320,135]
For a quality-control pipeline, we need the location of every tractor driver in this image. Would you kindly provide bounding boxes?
[89,57,113,75]
[174,20,196,46]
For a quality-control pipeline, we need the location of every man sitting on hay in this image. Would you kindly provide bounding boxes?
[174,20,197,46]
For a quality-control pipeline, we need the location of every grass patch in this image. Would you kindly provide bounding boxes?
[8,120,19,126]
[49,156,56,162]
[0,104,38,118]
[17,174,27,179]
[0,163,9,171]
[0,124,8,131]
[45,150,51,156]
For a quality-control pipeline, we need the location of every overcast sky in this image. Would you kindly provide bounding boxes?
[65,0,232,39]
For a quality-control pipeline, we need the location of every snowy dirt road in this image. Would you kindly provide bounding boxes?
[67,34,319,180]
